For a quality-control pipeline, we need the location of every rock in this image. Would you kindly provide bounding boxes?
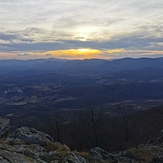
[0,141,54,162]
[90,147,117,161]
[0,155,10,163]
[0,142,43,160]
[9,127,54,145]
[0,119,91,162]
[152,156,163,163]
[0,149,41,163]
[0,117,10,139]
[39,151,61,162]
[0,117,163,163]
[60,152,87,163]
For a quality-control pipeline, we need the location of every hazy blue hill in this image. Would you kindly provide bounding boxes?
[60,57,163,75]
[106,58,155,71]
[1,57,163,76]
[109,67,163,82]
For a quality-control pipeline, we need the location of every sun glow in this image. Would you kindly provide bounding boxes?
[77,48,92,53]
[74,26,101,41]
[44,48,102,59]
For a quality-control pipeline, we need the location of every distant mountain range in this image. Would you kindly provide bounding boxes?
[1,57,163,118]
[1,57,163,76]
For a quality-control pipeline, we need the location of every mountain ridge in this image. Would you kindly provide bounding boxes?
[1,57,163,76]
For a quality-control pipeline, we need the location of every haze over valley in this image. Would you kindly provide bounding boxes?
[1,57,163,113]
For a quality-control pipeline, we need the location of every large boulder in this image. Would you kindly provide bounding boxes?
[0,117,10,139]
[0,141,85,163]
[90,147,117,161]
[0,144,42,163]
[60,152,87,163]
[0,141,59,163]
[9,127,53,145]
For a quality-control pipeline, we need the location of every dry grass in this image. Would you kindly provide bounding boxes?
[45,141,70,155]
[73,150,89,158]
[124,145,163,163]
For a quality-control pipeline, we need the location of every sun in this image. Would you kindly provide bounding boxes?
[77,48,90,53]
[75,48,101,56]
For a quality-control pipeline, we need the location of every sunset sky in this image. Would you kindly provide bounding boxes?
[0,0,163,60]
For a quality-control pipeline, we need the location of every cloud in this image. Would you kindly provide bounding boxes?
[0,0,163,59]
[0,32,33,44]
[0,33,19,41]
[107,49,124,54]
[45,54,52,57]
[0,32,162,53]
[17,53,29,57]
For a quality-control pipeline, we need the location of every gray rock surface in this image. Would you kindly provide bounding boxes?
[0,149,41,163]
[0,155,10,163]
[9,127,54,145]
[0,117,10,138]
[91,147,117,161]
[60,152,87,163]
[0,117,82,163]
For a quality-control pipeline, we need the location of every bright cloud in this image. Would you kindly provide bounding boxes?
[107,49,124,54]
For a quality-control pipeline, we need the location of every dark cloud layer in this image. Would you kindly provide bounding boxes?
[1,33,162,53]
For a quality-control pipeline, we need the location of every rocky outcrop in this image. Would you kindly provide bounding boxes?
[0,116,163,163]
[0,140,86,163]
[60,152,87,163]
[0,117,86,163]
[90,143,163,163]
[90,147,134,163]
[9,127,54,145]
[91,147,116,160]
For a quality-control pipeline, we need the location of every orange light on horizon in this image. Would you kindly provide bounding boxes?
[44,48,102,59]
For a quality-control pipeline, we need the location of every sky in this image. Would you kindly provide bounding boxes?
[0,0,163,60]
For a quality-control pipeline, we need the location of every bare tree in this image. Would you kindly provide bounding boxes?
[77,100,105,147]
[49,112,68,143]
[118,102,143,149]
